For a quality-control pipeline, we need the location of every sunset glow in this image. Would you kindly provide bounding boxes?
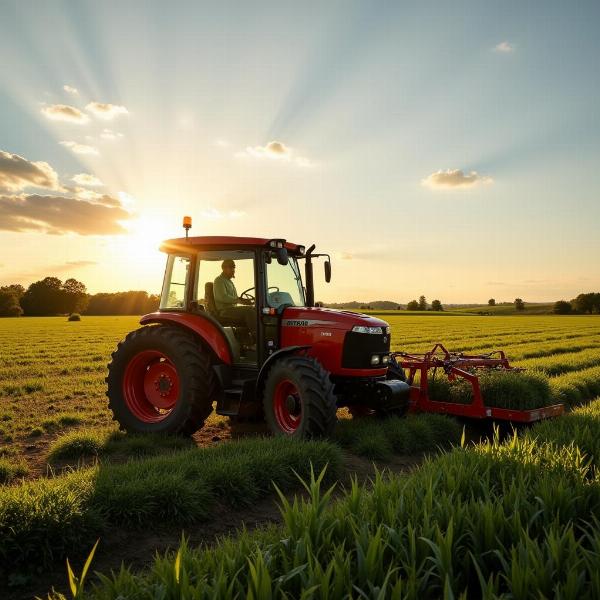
[1,1,599,302]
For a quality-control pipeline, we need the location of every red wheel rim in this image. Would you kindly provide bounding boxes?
[123,350,180,423]
[273,379,302,433]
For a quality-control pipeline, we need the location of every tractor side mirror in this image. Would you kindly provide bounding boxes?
[324,260,331,282]
[276,247,288,266]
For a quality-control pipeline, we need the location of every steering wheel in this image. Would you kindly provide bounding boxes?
[267,286,280,293]
[240,287,255,302]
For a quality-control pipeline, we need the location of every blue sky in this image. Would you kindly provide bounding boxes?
[1,0,599,302]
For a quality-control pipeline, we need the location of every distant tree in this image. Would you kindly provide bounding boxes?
[0,289,23,317]
[488,298,496,306]
[85,291,160,315]
[572,293,600,314]
[20,277,65,315]
[553,300,572,315]
[407,299,419,311]
[514,298,525,311]
[62,278,89,314]
[1,284,25,298]
[418,295,427,311]
[431,299,443,311]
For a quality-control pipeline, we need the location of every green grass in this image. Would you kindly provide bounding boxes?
[335,413,462,459]
[428,369,553,410]
[65,399,600,599]
[0,437,342,581]
[0,457,29,484]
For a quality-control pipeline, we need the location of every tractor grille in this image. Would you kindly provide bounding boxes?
[341,331,390,369]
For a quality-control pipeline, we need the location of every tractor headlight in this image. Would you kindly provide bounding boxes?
[370,355,381,365]
[385,326,391,335]
[381,354,390,364]
[352,326,383,334]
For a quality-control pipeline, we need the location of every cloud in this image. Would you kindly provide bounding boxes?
[0,150,60,192]
[100,128,123,140]
[0,193,132,235]
[86,102,129,120]
[200,208,246,220]
[237,140,314,167]
[41,104,89,124]
[60,141,99,155]
[421,169,493,189]
[494,41,514,53]
[63,85,79,95]
[72,173,103,187]
[65,260,97,267]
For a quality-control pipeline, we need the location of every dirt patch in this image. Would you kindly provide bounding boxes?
[9,450,425,600]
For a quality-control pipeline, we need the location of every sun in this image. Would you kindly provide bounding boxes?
[117,216,175,266]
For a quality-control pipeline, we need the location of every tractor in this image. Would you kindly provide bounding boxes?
[106,219,410,438]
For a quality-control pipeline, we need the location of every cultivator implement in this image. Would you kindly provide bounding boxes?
[392,344,564,423]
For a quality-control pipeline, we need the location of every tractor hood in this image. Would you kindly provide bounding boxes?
[281,306,389,331]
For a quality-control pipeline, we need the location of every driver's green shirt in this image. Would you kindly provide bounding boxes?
[213,273,238,311]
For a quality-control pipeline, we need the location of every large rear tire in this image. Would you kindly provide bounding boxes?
[106,325,215,435]
[263,356,337,438]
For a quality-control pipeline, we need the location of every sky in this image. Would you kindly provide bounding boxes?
[1,0,599,304]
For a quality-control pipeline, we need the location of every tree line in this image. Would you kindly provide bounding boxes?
[0,277,159,317]
[553,293,600,314]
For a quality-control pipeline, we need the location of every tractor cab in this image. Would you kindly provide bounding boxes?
[157,236,326,367]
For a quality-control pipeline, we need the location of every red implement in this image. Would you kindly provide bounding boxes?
[392,344,564,422]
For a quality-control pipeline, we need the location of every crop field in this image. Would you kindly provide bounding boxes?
[1,314,600,597]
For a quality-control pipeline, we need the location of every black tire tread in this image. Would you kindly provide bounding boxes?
[106,325,215,435]
[263,355,337,438]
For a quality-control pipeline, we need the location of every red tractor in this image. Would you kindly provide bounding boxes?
[107,223,409,438]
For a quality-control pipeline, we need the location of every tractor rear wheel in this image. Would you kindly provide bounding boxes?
[263,356,337,438]
[106,325,215,435]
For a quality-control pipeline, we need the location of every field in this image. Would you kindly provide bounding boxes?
[1,314,600,597]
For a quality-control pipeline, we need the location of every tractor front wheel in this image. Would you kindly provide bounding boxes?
[106,325,215,435]
[263,356,337,438]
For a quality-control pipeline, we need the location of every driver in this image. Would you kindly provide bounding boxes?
[213,259,256,335]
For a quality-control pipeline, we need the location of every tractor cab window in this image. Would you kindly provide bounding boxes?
[265,256,305,309]
[197,250,257,365]
[160,255,190,309]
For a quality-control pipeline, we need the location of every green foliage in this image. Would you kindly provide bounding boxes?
[428,370,552,410]
[335,413,461,459]
[0,437,342,580]
[73,402,600,599]
[0,457,28,484]
[430,299,443,311]
[514,297,525,311]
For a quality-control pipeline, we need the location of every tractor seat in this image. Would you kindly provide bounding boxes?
[204,282,239,327]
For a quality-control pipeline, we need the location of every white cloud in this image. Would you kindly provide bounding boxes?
[237,140,314,167]
[100,128,123,140]
[0,150,60,192]
[0,193,131,235]
[200,208,246,220]
[72,173,103,187]
[422,169,493,189]
[494,41,514,53]
[86,102,129,120]
[41,104,89,124]
[63,85,79,95]
[60,141,99,156]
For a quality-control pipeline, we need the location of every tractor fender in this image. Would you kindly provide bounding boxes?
[256,345,311,394]
[140,311,233,365]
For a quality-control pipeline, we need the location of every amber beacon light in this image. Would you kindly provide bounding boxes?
[183,216,192,238]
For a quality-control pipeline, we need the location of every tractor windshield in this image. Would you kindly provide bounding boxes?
[266,257,305,308]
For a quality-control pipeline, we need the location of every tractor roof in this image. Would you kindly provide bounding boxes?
[160,236,305,255]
